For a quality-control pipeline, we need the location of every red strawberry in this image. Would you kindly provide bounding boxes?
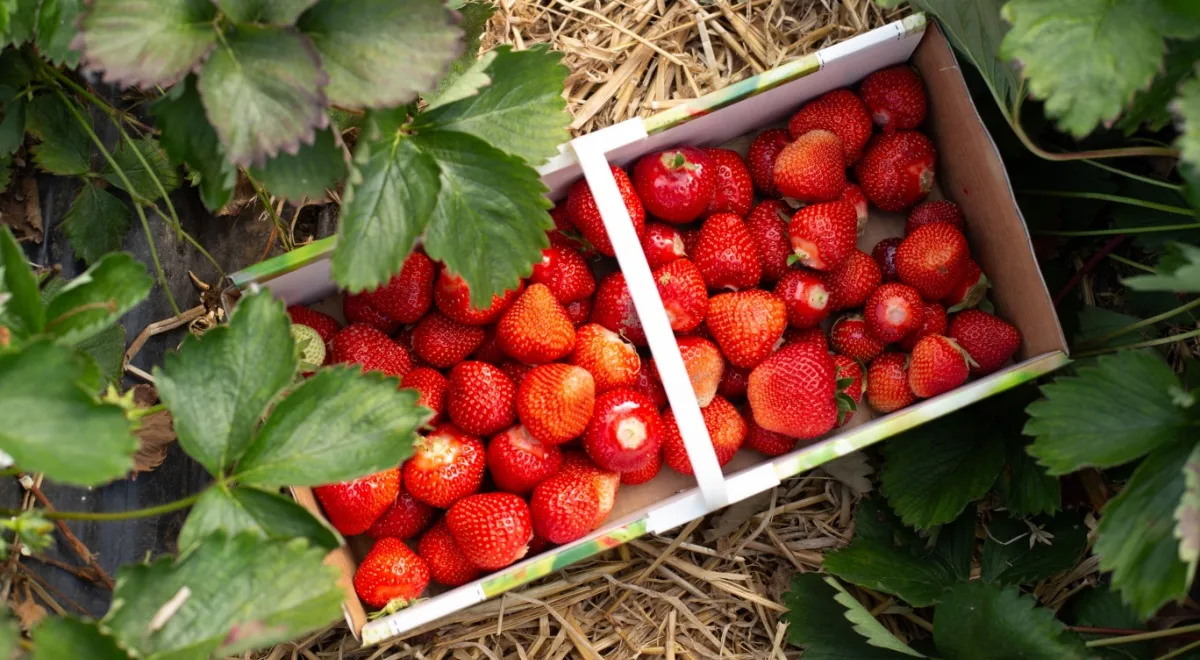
[718,363,751,400]
[620,450,662,485]
[567,165,646,257]
[746,200,792,283]
[330,323,413,379]
[498,283,577,364]
[402,367,448,424]
[354,537,430,610]
[680,228,700,255]
[434,271,522,325]
[707,290,787,369]
[942,258,988,312]
[559,453,620,528]
[871,237,902,282]
[773,130,846,202]
[693,213,763,291]
[855,131,937,212]
[527,534,551,555]
[418,520,482,587]
[343,292,399,334]
[472,327,506,364]
[531,245,595,304]
[908,335,970,398]
[403,423,486,508]
[446,493,533,570]
[829,315,885,363]
[632,360,668,409]
[863,283,923,344]
[564,298,592,327]
[571,323,641,393]
[488,425,564,494]
[584,389,662,472]
[517,363,596,445]
[788,200,859,271]
[898,301,948,352]
[412,311,486,368]
[774,269,832,329]
[641,222,688,269]
[392,326,421,368]
[531,472,600,544]
[314,468,400,536]
[840,182,870,233]
[906,199,964,235]
[447,361,516,436]
[654,258,709,333]
[633,146,716,224]
[550,203,572,233]
[704,148,754,215]
[785,326,829,351]
[896,224,968,300]
[287,305,340,352]
[662,395,746,475]
[499,360,535,387]
[745,420,797,456]
[866,352,916,413]
[748,341,837,438]
[947,309,1021,376]
[824,249,882,311]
[591,272,646,346]
[747,128,791,197]
[788,89,872,165]
[860,66,928,131]
[832,354,863,427]
[665,336,725,407]
[366,251,435,324]
[367,488,436,540]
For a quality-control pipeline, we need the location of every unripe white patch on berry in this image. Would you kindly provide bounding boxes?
[615,418,647,450]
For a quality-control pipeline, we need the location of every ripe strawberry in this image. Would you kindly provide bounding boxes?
[704,148,754,216]
[906,199,964,235]
[661,336,725,407]
[531,472,600,544]
[367,488,436,540]
[785,326,829,351]
[947,309,1021,376]
[746,200,792,283]
[707,290,787,369]
[633,146,716,223]
[402,367,449,424]
[840,182,870,233]
[434,271,522,325]
[855,131,937,212]
[366,251,436,324]
[773,129,846,202]
[898,301,948,351]
[718,363,751,400]
[871,237,902,282]
[446,493,533,570]
[488,425,564,494]
[774,269,832,329]
[866,352,916,413]
[584,389,662,472]
[641,222,688,269]
[745,420,797,456]
[680,228,700,255]
[287,305,340,356]
[654,258,709,333]
[942,258,988,312]
[863,283,923,344]
[531,245,595,304]
[747,128,791,197]
[829,315,885,363]
[632,360,668,409]
[418,520,482,587]
[620,450,662,485]
[550,203,572,233]
[314,468,400,536]
[559,453,620,528]
[832,354,863,427]
[403,424,486,508]
[527,534,551,555]
[824,249,882,311]
[517,363,596,445]
[748,341,837,438]
[860,66,928,131]
[330,324,413,379]
[354,537,430,610]
[447,361,516,436]
[788,89,872,165]
[392,326,421,367]
[693,213,763,291]
[662,395,746,475]
[571,323,641,393]
[499,360,535,387]
[567,164,646,257]
[472,327,506,364]
[788,200,859,271]
[343,292,399,334]
[411,311,486,368]
[908,335,970,398]
[896,223,968,300]
[498,284,576,364]
[591,272,646,346]
[564,298,592,327]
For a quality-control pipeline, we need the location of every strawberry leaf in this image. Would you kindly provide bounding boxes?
[933,582,1087,659]
[995,435,1061,517]
[178,486,339,553]
[35,0,84,67]
[150,75,237,211]
[62,181,131,265]
[1123,242,1200,293]
[826,577,926,657]
[78,0,217,88]
[25,93,91,176]
[1059,586,1151,660]
[426,50,495,111]
[215,0,317,24]
[0,90,25,158]
[823,536,958,607]
[1117,40,1200,136]
[31,618,126,660]
[1,0,37,47]
[783,573,917,659]
[903,0,1017,111]
[101,136,180,204]
[75,324,125,391]
[0,226,44,341]
[44,252,151,345]
[249,126,345,202]
[1176,443,1200,586]
[980,512,1088,586]
[429,0,496,103]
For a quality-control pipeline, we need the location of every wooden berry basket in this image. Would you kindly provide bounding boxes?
[225,15,1068,647]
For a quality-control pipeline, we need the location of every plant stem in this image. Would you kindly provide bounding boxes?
[1036,224,1200,238]
[40,63,156,134]
[1076,297,1200,348]
[244,170,292,251]
[1159,638,1200,660]
[0,491,203,522]
[1018,190,1195,216]
[1055,235,1127,306]
[1082,158,1184,191]
[1108,253,1157,273]
[22,477,115,589]
[1010,83,1180,161]
[1073,326,1200,358]
[1088,623,1200,648]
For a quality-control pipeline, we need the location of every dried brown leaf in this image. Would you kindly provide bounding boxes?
[0,177,43,243]
[821,452,874,495]
[12,593,47,632]
[131,384,175,477]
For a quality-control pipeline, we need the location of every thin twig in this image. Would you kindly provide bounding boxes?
[1088,623,1200,648]
[1054,235,1126,306]
[1074,327,1200,358]
[21,477,114,589]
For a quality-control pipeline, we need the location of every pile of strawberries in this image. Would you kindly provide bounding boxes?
[286,64,1023,614]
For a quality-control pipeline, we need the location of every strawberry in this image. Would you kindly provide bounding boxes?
[366,251,436,324]
[860,66,928,131]
[832,354,863,427]
[591,272,646,346]
[718,363,751,400]
[633,146,716,224]
[620,450,662,485]
[530,245,596,304]
[785,326,829,351]
[863,283,923,344]
[871,237,902,282]
[446,492,533,570]
[840,182,870,233]
[693,213,763,291]
[499,360,535,387]
[527,534,551,555]
[632,360,668,409]
[680,228,701,255]
[652,336,724,407]
[403,424,486,508]
[824,249,882,311]
[641,222,688,269]
[498,283,577,364]
[367,487,436,540]
[402,367,449,424]
[747,128,791,197]
[472,327,506,364]
[706,289,787,369]
[564,298,592,327]
[418,520,482,587]
[898,301,948,352]
[773,129,846,202]
[411,311,486,368]
[434,271,523,326]
[947,309,1021,376]
[314,468,400,536]
[343,292,399,334]
[392,326,421,368]
[287,305,340,358]
[906,199,964,235]
[788,89,873,165]
[567,165,646,257]
[866,352,916,413]
[829,315,885,363]
[447,361,516,436]
[531,472,600,544]
[774,269,832,329]
[330,324,413,379]
[559,453,620,528]
[571,323,641,393]
[942,258,988,312]
[354,537,430,610]
[748,341,837,438]
[746,200,792,283]
[662,395,746,474]
[855,131,937,212]
[908,335,970,398]
[788,200,859,271]
[488,425,564,494]
[584,388,662,472]
[550,203,572,233]
[517,363,596,445]
[745,420,797,456]
[292,324,327,373]
[653,258,709,333]
[704,148,754,216]
[895,223,968,301]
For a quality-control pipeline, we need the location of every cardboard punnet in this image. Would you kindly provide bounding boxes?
[225,15,1069,647]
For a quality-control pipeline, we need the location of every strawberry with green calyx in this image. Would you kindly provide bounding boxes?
[412,311,486,368]
[908,334,974,398]
[830,315,885,363]
[748,342,837,439]
[446,493,534,570]
[488,425,563,494]
[291,324,326,373]
[567,164,645,257]
[584,388,662,472]
[403,423,486,508]
[866,352,916,413]
[707,289,788,369]
[365,251,435,324]
[633,146,716,224]
[517,363,595,445]
[354,537,430,612]
[704,148,754,216]
[402,367,448,424]
[863,282,923,344]
[855,130,937,212]
[906,199,964,235]
[871,237,902,282]
[530,472,600,544]
[654,258,709,333]
[788,89,873,165]
[773,129,847,202]
[774,269,832,329]
[570,323,640,393]
[693,213,763,291]
[895,223,968,301]
[787,200,859,271]
[662,395,746,474]
[330,323,413,379]
[418,520,482,587]
[746,200,792,283]
[314,468,400,536]
[497,283,576,365]
[641,222,688,269]
[947,309,1021,376]
[832,354,864,428]
[942,258,988,312]
[747,128,792,197]
[860,66,928,131]
[367,488,436,541]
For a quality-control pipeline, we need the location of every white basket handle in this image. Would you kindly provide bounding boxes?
[570,121,729,511]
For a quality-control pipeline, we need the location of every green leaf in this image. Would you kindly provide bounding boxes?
[233,365,427,486]
[935,503,977,582]
[32,617,127,660]
[0,87,26,157]
[1025,350,1192,474]
[35,0,83,66]
[0,609,14,660]
[426,50,495,111]
[150,75,236,211]
[0,225,44,340]
[102,533,343,658]
[1123,242,1200,293]
[297,0,460,110]
[1,0,37,47]
[981,512,1088,585]
[783,573,916,659]
[1075,305,1157,350]
[0,340,136,485]
[1096,441,1195,618]
[178,486,339,552]
[24,93,91,175]
[1116,40,1200,135]
[1060,586,1151,660]
[76,324,125,389]
[153,290,296,477]
[933,582,1087,660]
[417,45,570,165]
[216,0,317,24]
[44,251,152,345]
[101,136,181,203]
[78,0,217,87]
[62,181,131,265]
[825,577,925,657]
[823,536,958,607]
[430,1,497,104]
[879,409,1005,530]
[853,495,924,548]
[197,24,326,166]
[908,0,1017,111]
[1177,443,1200,585]
[249,126,345,201]
[996,435,1061,517]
